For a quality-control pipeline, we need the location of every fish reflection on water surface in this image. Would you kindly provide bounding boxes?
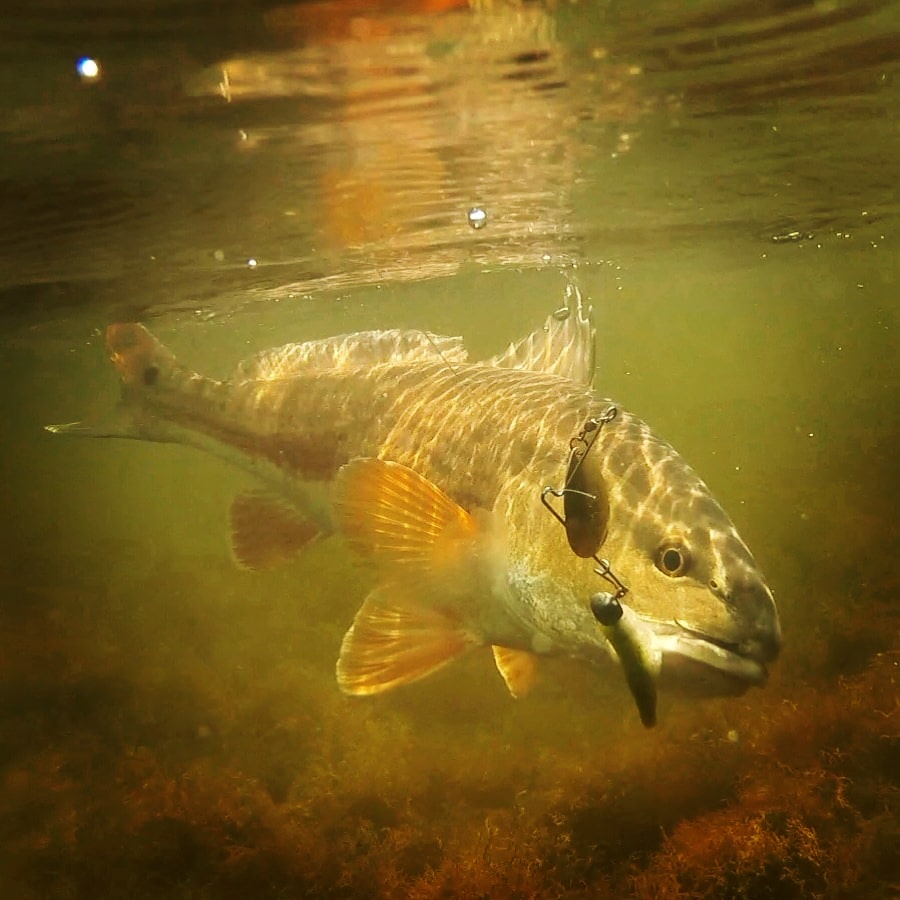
[46,290,781,727]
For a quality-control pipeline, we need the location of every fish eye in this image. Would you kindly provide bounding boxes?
[656,543,690,577]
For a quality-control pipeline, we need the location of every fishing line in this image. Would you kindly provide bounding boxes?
[420,330,461,380]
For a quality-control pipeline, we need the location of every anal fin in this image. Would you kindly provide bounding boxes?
[337,585,477,695]
[492,646,539,699]
[229,492,319,570]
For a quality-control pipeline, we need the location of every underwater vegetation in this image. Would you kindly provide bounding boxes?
[0,525,896,899]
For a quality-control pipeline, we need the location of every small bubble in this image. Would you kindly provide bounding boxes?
[76,57,100,81]
[541,253,551,263]
[213,249,225,262]
[247,258,257,268]
[467,206,487,230]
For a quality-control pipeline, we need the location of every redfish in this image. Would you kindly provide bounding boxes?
[47,290,781,725]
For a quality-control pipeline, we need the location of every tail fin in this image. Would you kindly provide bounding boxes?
[45,324,186,442]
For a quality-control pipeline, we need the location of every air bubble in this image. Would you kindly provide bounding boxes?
[76,57,100,81]
[467,207,487,230]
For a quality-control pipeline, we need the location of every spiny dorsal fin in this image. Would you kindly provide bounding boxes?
[234,330,468,382]
[337,585,477,695]
[486,285,595,386]
[333,458,478,573]
[229,492,319,570]
[492,646,539,699]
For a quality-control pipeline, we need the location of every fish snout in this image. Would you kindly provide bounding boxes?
[727,577,782,665]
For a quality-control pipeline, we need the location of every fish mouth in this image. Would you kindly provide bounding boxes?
[653,621,771,697]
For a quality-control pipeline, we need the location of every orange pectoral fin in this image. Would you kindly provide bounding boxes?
[337,585,477,695]
[492,646,539,699]
[229,492,320,570]
[334,458,478,572]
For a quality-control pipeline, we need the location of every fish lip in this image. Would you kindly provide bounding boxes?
[651,620,770,695]
[673,619,743,655]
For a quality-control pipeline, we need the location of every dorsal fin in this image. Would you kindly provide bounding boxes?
[234,330,467,382]
[486,285,595,386]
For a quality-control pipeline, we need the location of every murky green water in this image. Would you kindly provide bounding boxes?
[1,1,897,897]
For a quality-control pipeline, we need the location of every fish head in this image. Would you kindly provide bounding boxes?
[586,411,782,697]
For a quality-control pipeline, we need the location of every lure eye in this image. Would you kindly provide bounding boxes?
[657,544,690,577]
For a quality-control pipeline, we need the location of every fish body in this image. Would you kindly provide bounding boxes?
[47,291,781,724]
